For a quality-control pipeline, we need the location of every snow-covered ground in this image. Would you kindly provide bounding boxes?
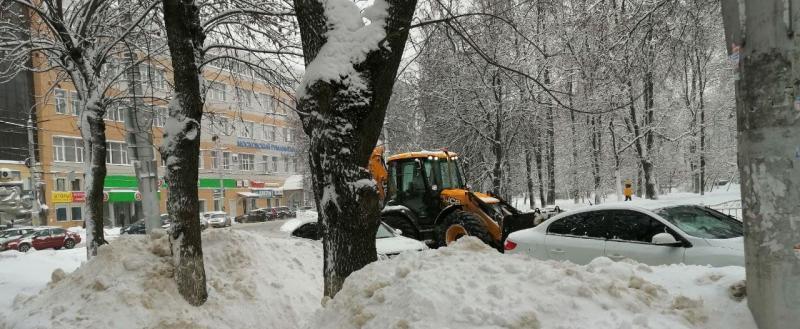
[310,238,754,329]
[515,184,742,214]
[0,190,756,329]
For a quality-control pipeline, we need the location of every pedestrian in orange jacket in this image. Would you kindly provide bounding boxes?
[624,183,633,201]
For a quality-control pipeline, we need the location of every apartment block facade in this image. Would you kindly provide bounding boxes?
[31,56,305,229]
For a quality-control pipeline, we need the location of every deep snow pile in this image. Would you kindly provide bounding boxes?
[1,229,323,329]
[308,237,755,329]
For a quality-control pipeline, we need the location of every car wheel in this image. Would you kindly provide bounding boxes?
[64,239,76,249]
[382,214,419,240]
[18,244,31,252]
[436,210,493,248]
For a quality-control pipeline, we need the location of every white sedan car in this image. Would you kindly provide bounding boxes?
[505,205,744,267]
[281,216,428,258]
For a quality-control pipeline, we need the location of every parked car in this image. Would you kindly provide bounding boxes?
[281,217,428,258]
[121,215,174,234]
[0,227,35,247]
[505,204,744,267]
[235,209,268,223]
[2,228,81,252]
[206,211,231,227]
[272,207,296,219]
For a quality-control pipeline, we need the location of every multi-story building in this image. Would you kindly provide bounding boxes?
[31,56,306,228]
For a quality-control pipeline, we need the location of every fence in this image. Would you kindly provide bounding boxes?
[706,200,743,220]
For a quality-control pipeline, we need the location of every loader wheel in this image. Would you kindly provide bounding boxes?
[382,215,419,240]
[437,210,492,247]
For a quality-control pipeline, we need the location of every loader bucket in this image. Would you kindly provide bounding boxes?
[501,212,537,242]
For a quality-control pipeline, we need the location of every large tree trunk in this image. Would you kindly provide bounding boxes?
[161,0,208,306]
[81,100,108,258]
[294,0,416,298]
[721,1,800,328]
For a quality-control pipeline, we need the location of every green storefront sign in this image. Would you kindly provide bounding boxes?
[102,175,237,202]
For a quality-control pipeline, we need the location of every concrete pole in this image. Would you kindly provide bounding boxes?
[720,1,800,328]
[124,51,161,233]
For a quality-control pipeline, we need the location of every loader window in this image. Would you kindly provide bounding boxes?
[397,160,430,218]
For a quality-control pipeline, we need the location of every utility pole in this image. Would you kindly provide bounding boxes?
[26,114,44,226]
[720,1,800,328]
[123,50,160,233]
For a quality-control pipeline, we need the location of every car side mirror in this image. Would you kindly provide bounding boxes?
[652,232,682,246]
[395,229,402,235]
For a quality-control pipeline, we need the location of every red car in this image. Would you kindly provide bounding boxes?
[2,228,81,252]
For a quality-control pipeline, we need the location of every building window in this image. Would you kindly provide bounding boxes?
[70,92,81,116]
[55,89,67,114]
[210,150,219,169]
[292,158,298,173]
[284,128,292,142]
[269,125,276,141]
[272,156,278,172]
[105,106,126,123]
[213,199,222,211]
[208,82,226,101]
[56,206,68,221]
[139,64,166,90]
[53,137,84,163]
[239,153,255,171]
[262,155,270,173]
[106,141,130,165]
[71,206,83,221]
[238,121,254,139]
[71,179,81,191]
[222,152,231,170]
[284,156,289,172]
[55,178,66,191]
[152,106,167,127]
[198,150,204,169]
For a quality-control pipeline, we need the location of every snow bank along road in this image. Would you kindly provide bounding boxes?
[0,220,754,329]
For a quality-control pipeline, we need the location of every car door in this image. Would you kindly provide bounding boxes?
[49,229,67,248]
[31,229,50,249]
[543,211,608,264]
[603,210,685,265]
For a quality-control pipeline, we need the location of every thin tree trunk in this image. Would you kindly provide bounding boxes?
[608,120,622,201]
[491,74,503,197]
[294,0,417,298]
[568,86,579,204]
[721,2,800,327]
[525,148,535,208]
[533,129,546,208]
[589,115,602,205]
[81,99,108,258]
[546,102,556,205]
[161,0,208,306]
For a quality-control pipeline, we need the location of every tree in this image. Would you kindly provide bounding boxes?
[293,0,417,297]
[0,0,160,257]
[720,1,800,328]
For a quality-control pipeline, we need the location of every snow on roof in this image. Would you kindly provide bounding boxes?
[237,192,260,198]
[282,175,304,191]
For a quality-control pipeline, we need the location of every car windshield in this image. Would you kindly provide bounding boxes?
[375,223,395,239]
[0,230,13,238]
[211,214,226,219]
[655,206,743,239]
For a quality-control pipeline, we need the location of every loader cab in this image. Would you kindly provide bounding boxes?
[385,152,465,223]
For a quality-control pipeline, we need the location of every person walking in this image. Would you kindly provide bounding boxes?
[624,183,634,201]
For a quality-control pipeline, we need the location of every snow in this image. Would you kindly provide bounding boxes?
[283,174,304,190]
[1,228,323,329]
[516,184,742,214]
[0,248,85,311]
[309,237,755,329]
[0,189,756,329]
[297,0,390,100]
